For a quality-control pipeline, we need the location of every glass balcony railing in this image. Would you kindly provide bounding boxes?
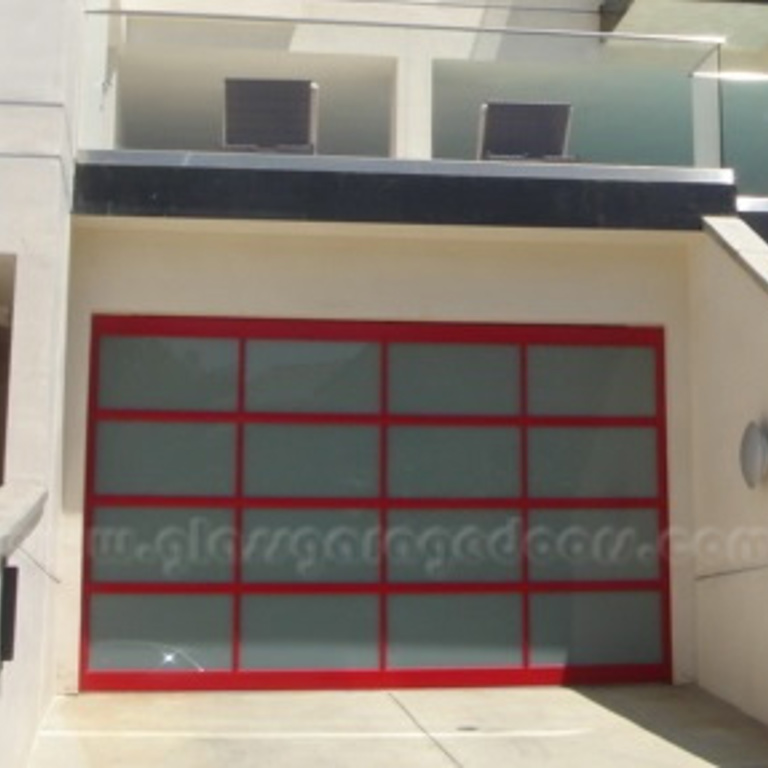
[80,4,731,178]
[721,76,768,197]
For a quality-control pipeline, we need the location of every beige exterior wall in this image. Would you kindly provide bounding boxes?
[690,217,768,723]
[0,0,80,765]
[62,216,697,691]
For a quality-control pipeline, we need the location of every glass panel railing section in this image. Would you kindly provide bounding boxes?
[80,7,723,169]
[722,77,768,197]
[434,35,721,167]
[80,11,399,157]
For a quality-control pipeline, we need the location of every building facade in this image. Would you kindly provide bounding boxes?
[4,1,768,767]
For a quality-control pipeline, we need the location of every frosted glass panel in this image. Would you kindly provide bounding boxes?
[529,428,657,498]
[389,344,519,414]
[91,507,234,583]
[243,509,379,582]
[95,422,236,496]
[531,592,663,666]
[528,509,660,582]
[89,594,232,670]
[241,595,378,670]
[433,56,694,166]
[245,425,379,497]
[99,336,238,411]
[529,346,655,416]
[389,427,520,498]
[246,341,379,413]
[722,81,768,196]
[388,510,521,582]
[388,594,522,668]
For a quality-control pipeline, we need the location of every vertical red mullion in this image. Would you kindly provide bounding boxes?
[80,319,102,687]
[232,337,247,673]
[378,342,389,673]
[655,334,673,678]
[520,343,531,670]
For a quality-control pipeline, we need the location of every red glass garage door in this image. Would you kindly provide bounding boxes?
[81,317,670,691]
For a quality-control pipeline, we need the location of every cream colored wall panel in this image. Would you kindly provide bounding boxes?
[0,4,79,757]
[689,217,768,726]
[697,571,768,724]
[60,218,695,691]
[0,105,72,163]
[0,159,72,766]
[0,0,79,102]
[690,221,768,578]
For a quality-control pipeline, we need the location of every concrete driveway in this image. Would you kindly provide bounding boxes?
[28,685,768,767]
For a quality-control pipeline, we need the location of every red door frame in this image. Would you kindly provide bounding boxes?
[81,316,671,691]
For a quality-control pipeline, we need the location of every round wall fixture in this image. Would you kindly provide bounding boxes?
[740,421,768,489]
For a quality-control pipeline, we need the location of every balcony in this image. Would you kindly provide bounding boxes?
[75,3,752,229]
[80,4,731,163]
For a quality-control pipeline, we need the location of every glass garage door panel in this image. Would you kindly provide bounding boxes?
[241,595,379,670]
[388,510,522,583]
[85,319,668,690]
[242,509,379,583]
[95,422,236,496]
[244,425,379,497]
[388,594,523,669]
[389,427,521,498]
[98,337,238,411]
[528,345,656,416]
[530,592,663,666]
[528,427,657,499]
[389,343,520,414]
[91,507,234,583]
[528,509,660,582]
[246,341,380,413]
[89,594,232,671]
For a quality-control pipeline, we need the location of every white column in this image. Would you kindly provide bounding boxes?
[392,50,432,160]
[0,0,79,764]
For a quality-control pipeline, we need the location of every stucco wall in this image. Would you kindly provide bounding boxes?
[62,217,697,692]
[690,217,768,722]
[0,0,79,763]
[0,166,71,767]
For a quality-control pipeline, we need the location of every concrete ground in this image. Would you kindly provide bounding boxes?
[28,685,768,768]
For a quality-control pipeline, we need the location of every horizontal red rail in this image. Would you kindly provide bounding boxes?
[90,495,662,509]
[95,409,658,428]
[83,662,671,692]
[87,580,664,595]
[93,315,664,347]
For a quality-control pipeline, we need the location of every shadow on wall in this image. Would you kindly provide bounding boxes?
[0,255,15,484]
[0,325,10,482]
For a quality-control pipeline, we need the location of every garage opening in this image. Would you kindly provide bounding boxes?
[81,317,670,691]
